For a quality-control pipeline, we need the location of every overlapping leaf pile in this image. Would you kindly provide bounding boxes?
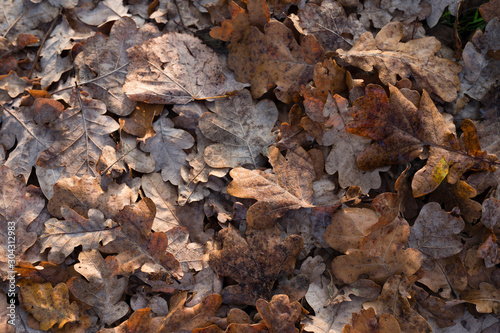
[1,0,500,332]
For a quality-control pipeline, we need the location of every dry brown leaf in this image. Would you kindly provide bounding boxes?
[74,17,161,116]
[298,0,367,51]
[0,101,57,181]
[166,226,204,273]
[99,198,183,279]
[359,0,431,31]
[199,89,278,168]
[227,21,324,103]
[67,250,129,325]
[0,166,44,278]
[18,280,81,331]
[209,225,303,305]
[37,87,120,178]
[408,202,465,261]
[363,275,432,332]
[331,217,422,284]
[343,307,401,333]
[346,84,498,197]
[227,145,315,229]
[322,94,387,192]
[139,112,194,185]
[47,175,134,219]
[256,294,302,333]
[479,0,500,23]
[40,207,120,264]
[323,206,379,253]
[141,172,207,243]
[338,22,461,102]
[119,102,163,141]
[209,0,270,43]
[461,282,500,313]
[124,32,228,104]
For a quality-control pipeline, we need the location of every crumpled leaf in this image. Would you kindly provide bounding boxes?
[99,198,183,279]
[199,89,278,168]
[298,0,367,51]
[331,217,422,284]
[0,166,44,278]
[139,112,194,185]
[363,275,432,332]
[47,175,134,219]
[67,250,129,325]
[37,87,120,178]
[227,21,324,103]
[119,103,163,141]
[337,22,461,102]
[166,226,204,273]
[461,282,500,313]
[75,17,160,116]
[209,225,303,305]
[142,172,207,244]
[346,84,498,197]
[40,207,120,264]
[256,294,302,333]
[228,145,315,229]
[18,280,80,331]
[209,0,270,43]
[343,307,401,333]
[0,101,57,180]
[322,94,387,192]
[124,32,228,104]
[408,202,464,261]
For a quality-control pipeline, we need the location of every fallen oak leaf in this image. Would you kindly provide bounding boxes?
[67,250,129,325]
[461,282,500,313]
[18,280,81,331]
[209,225,303,305]
[199,89,278,169]
[227,145,315,229]
[36,87,120,178]
[343,307,401,333]
[331,217,422,284]
[345,84,498,197]
[337,21,461,102]
[256,294,302,333]
[227,21,324,103]
[123,32,228,105]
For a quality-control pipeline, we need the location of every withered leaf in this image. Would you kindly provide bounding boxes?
[0,166,44,278]
[408,202,464,261]
[124,32,228,105]
[343,307,401,333]
[363,275,432,332]
[323,206,379,254]
[209,225,303,305]
[227,21,324,103]
[140,112,194,185]
[37,87,120,178]
[0,102,57,180]
[331,217,422,284]
[47,175,134,219]
[228,145,315,229]
[67,250,129,325]
[99,198,183,279]
[461,282,500,313]
[298,0,366,51]
[40,208,120,264]
[346,84,498,197]
[75,17,161,116]
[199,89,278,168]
[18,280,80,331]
[337,22,461,102]
[256,294,302,333]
